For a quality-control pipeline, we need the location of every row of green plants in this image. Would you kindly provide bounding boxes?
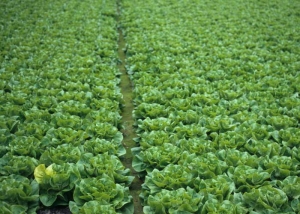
[122,0,299,213]
[0,0,133,213]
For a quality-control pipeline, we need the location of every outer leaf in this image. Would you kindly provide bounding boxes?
[243,185,288,211]
[34,163,81,207]
[146,187,203,213]
[69,201,117,214]
[72,175,132,210]
[0,175,39,213]
[0,153,38,177]
[280,176,300,199]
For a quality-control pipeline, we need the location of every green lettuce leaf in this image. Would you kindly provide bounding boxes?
[195,175,235,201]
[0,153,38,177]
[279,128,300,148]
[83,138,126,157]
[0,127,14,156]
[292,147,300,162]
[227,165,270,192]
[236,122,274,141]
[217,149,261,168]
[212,131,246,150]
[179,152,228,179]
[227,98,250,115]
[84,109,121,127]
[0,174,39,213]
[31,95,58,111]
[51,112,82,130]
[55,100,91,118]
[134,102,168,119]
[144,187,204,214]
[206,115,237,133]
[69,201,117,214]
[34,163,81,206]
[174,123,208,139]
[133,144,181,172]
[142,164,194,199]
[244,139,281,157]
[202,104,228,118]
[168,98,192,111]
[9,136,41,158]
[0,201,27,214]
[85,122,122,142]
[243,185,289,212]
[169,110,203,125]
[259,156,299,180]
[201,198,248,214]
[15,119,51,140]
[177,138,215,156]
[72,174,132,211]
[291,198,300,213]
[41,127,89,148]
[138,130,172,149]
[280,176,300,199]
[39,144,82,165]
[76,153,133,185]
[24,108,51,123]
[266,115,297,130]
[137,117,173,133]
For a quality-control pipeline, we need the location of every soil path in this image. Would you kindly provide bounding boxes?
[116,1,144,214]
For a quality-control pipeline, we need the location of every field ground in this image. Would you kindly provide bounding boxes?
[0,0,299,213]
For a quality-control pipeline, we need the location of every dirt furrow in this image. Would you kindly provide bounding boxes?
[116,1,144,213]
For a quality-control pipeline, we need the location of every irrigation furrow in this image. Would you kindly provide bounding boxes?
[116,1,144,213]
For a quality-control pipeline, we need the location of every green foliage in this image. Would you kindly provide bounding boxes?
[133,144,182,172]
[279,128,300,148]
[9,136,42,158]
[0,175,39,213]
[0,0,129,211]
[76,153,134,185]
[201,199,248,214]
[280,176,300,200]
[243,186,289,212]
[34,163,81,207]
[259,156,300,179]
[83,138,126,157]
[227,165,271,192]
[124,0,299,212]
[1,0,299,212]
[71,174,133,213]
[69,201,117,214]
[144,187,204,214]
[0,153,38,177]
[196,175,236,201]
[39,144,82,165]
[143,165,194,195]
[40,127,89,148]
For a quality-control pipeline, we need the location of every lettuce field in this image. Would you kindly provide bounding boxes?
[0,0,299,213]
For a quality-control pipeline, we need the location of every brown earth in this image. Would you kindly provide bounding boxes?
[117,0,144,213]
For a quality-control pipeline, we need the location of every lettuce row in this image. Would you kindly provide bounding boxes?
[0,0,133,212]
[123,0,299,212]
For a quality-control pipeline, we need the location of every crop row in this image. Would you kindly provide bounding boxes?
[0,0,133,213]
[122,0,299,213]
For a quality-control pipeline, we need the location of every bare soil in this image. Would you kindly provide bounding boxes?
[37,207,71,214]
[117,0,144,213]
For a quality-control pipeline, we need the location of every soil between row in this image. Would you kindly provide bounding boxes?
[116,1,144,213]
